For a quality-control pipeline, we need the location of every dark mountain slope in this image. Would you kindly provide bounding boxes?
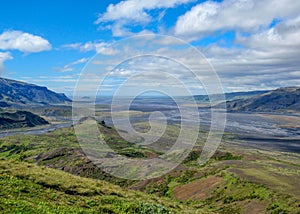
[0,77,71,107]
[194,90,270,102]
[0,111,49,130]
[226,87,300,113]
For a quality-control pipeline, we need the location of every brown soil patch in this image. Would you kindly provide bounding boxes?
[242,200,268,214]
[172,176,222,200]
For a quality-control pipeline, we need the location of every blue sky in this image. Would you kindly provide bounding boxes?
[0,0,300,97]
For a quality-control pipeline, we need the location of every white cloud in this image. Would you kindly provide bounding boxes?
[58,57,89,72]
[96,0,194,36]
[0,52,13,71]
[62,43,82,50]
[102,17,300,93]
[64,10,300,94]
[236,15,300,51]
[63,41,118,55]
[0,30,51,53]
[80,42,119,55]
[197,15,300,91]
[175,0,300,40]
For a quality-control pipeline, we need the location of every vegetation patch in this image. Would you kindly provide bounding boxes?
[0,159,200,213]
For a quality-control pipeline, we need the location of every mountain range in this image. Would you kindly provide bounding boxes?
[0,77,71,130]
[194,90,270,102]
[1,77,300,115]
[226,87,300,113]
[0,77,71,107]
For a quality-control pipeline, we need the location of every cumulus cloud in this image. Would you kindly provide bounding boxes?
[236,15,300,51]
[58,57,89,72]
[0,52,13,71]
[63,0,300,93]
[175,0,300,40]
[198,15,300,91]
[0,30,51,53]
[167,0,300,91]
[95,0,194,36]
[104,16,300,93]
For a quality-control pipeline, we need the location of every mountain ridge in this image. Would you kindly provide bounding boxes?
[194,90,271,102]
[226,86,300,113]
[0,77,71,107]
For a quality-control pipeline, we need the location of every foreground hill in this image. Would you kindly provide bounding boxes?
[0,123,299,213]
[0,77,71,107]
[226,87,300,113]
[0,159,196,213]
[0,111,49,130]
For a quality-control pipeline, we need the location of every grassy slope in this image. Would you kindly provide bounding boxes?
[0,159,201,214]
[137,149,300,214]
[0,124,300,213]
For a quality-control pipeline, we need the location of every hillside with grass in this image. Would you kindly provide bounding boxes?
[0,121,299,213]
[0,159,198,213]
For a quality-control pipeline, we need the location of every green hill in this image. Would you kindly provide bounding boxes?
[0,159,195,213]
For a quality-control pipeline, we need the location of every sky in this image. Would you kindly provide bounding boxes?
[0,0,300,97]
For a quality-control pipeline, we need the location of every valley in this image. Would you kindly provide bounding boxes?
[2,1,300,213]
[0,78,300,213]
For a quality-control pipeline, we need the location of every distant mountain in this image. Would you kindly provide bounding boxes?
[194,90,270,102]
[0,77,71,107]
[0,110,49,130]
[226,87,300,113]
